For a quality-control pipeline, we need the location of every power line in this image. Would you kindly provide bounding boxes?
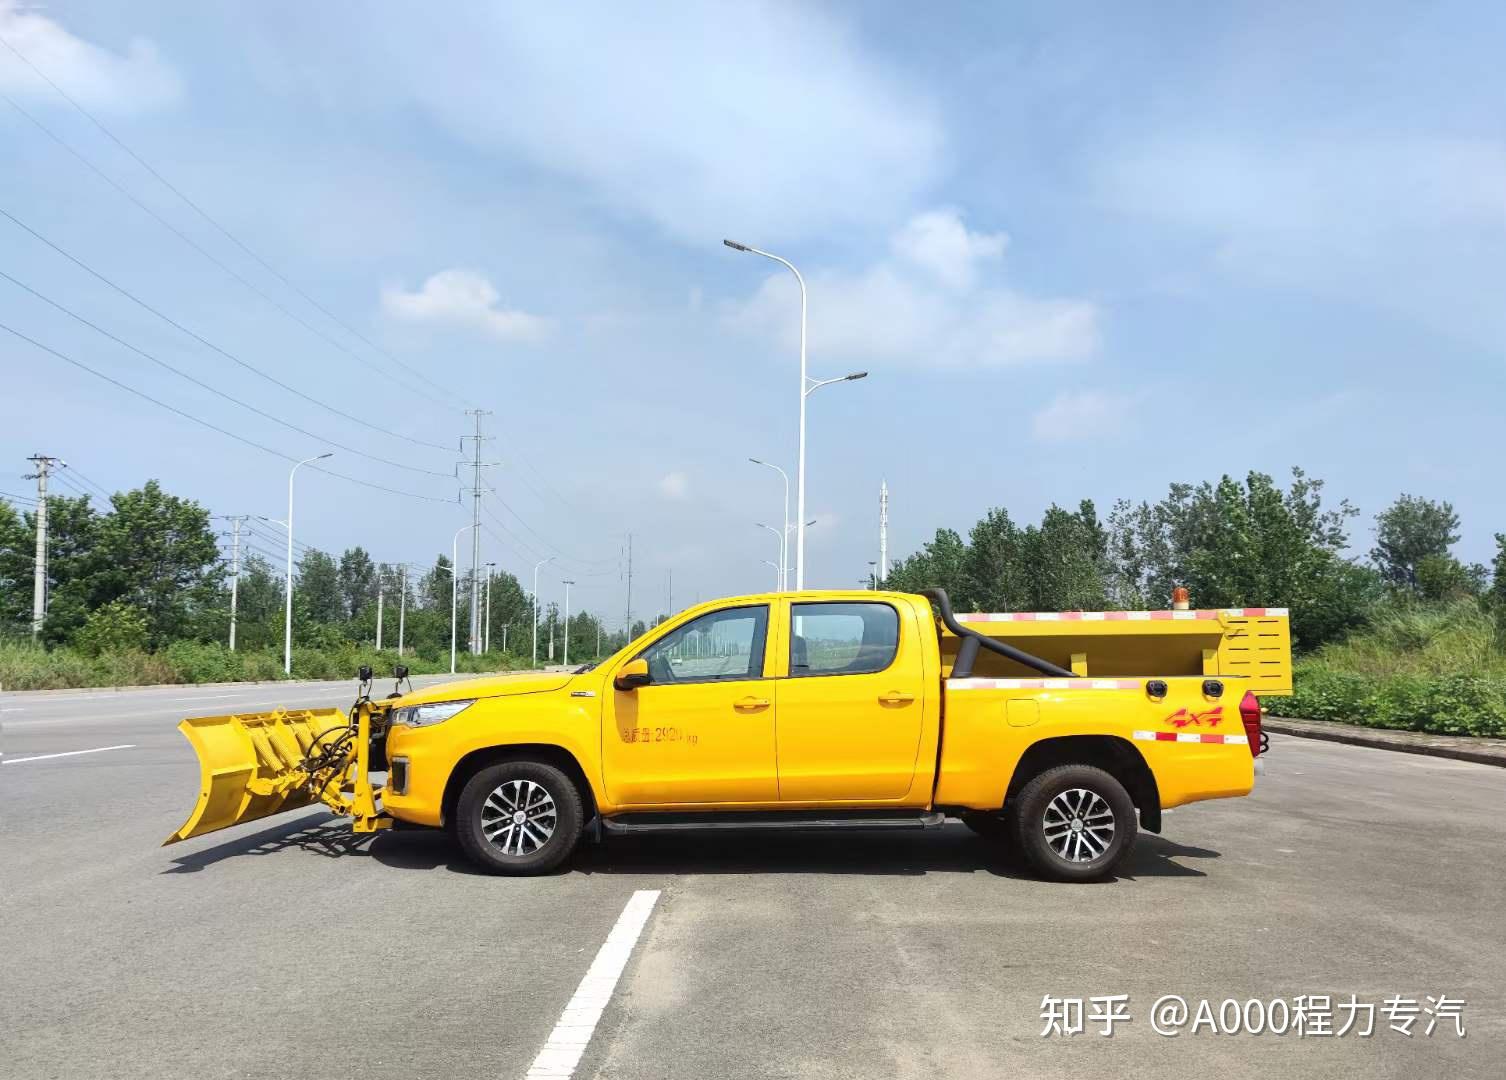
[59,465,112,500]
[0,268,455,479]
[481,475,615,568]
[0,86,461,412]
[0,205,454,454]
[0,319,458,504]
[0,34,464,410]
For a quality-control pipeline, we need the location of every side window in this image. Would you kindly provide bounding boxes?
[789,602,899,677]
[638,605,769,685]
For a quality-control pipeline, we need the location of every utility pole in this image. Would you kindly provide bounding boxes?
[879,479,889,584]
[397,565,407,657]
[548,604,555,662]
[666,569,672,618]
[222,515,249,650]
[562,580,575,667]
[595,620,601,658]
[500,623,509,655]
[376,575,384,651]
[23,455,62,639]
[484,562,496,653]
[461,409,497,655]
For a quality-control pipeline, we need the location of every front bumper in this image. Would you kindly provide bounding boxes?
[379,726,447,827]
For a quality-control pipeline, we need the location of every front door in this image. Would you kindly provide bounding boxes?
[776,600,927,802]
[601,604,778,806]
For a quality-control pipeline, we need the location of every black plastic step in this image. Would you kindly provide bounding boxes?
[601,809,945,834]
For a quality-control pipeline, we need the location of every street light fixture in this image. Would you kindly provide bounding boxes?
[725,237,869,588]
[283,452,332,675]
[749,457,789,590]
[532,556,556,667]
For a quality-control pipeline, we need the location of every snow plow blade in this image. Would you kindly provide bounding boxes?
[164,707,359,845]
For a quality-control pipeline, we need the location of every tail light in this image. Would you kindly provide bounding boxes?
[1239,691,1262,757]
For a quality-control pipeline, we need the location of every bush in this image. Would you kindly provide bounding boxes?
[72,601,149,657]
[1284,666,1506,738]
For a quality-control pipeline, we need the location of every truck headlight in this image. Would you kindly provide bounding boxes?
[390,699,476,728]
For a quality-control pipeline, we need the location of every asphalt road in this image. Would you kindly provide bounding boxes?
[2,678,1502,1079]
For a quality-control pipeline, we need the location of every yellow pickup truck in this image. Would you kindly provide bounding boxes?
[168,588,1282,882]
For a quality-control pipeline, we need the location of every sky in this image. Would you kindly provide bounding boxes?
[2,1,1503,627]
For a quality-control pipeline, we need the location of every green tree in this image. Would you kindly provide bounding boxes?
[1491,534,1506,609]
[296,550,343,626]
[34,494,104,646]
[338,547,377,619]
[963,508,1030,612]
[230,554,284,651]
[1371,495,1461,590]
[0,499,33,634]
[87,482,220,646]
[885,528,970,606]
[1021,502,1109,611]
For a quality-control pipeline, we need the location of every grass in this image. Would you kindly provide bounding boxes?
[0,639,565,691]
[1282,600,1506,737]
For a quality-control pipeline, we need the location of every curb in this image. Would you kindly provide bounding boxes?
[1265,717,1506,769]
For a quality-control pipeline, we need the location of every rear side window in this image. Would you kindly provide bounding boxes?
[789,602,899,677]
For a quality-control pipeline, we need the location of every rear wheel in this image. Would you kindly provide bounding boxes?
[454,760,583,875]
[1012,764,1136,882]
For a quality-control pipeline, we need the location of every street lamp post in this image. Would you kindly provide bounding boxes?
[762,559,782,591]
[450,523,477,675]
[725,238,867,588]
[532,556,556,667]
[749,458,789,589]
[755,522,784,589]
[283,452,332,675]
[561,580,575,667]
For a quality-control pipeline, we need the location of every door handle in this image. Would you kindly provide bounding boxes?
[733,696,770,710]
[878,691,915,705]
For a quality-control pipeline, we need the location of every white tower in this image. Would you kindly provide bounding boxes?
[879,480,889,583]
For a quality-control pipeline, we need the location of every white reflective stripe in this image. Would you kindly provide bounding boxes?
[1081,611,1106,620]
[1090,680,1120,689]
[1132,730,1157,741]
[1266,608,1289,616]
[1127,611,1151,620]
[1224,734,1250,744]
[1175,732,1202,742]
[1171,611,1197,620]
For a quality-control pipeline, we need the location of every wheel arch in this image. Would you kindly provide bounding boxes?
[441,743,599,829]
[1005,735,1161,833]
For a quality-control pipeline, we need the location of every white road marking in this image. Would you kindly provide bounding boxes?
[524,888,661,1079]
[2,744,136,764]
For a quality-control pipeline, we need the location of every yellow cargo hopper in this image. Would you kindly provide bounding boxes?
[942,605,1293,696]
[164,702,390,845]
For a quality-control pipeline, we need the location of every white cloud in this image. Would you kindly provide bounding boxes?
[0,1,181,112]
[726,209,1099,370]
[302,5,941,245]
[380,269,550,341]
[657,471,689,500]
[891,208,1007,289]
[1030,390,1139,443]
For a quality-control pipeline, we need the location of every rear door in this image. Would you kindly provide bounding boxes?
[775,599,927,802]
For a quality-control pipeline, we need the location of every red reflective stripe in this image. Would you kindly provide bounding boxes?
[1154,732,1178,741]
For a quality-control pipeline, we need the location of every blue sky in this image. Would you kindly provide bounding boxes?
[2,1,1502,626]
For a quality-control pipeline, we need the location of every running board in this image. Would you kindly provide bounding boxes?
[601,810,946,835]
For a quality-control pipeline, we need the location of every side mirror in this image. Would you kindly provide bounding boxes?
[613,658,650,692]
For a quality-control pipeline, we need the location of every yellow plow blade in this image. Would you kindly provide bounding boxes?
[164,708,354,845]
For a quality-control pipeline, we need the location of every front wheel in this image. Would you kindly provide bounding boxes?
[1012,764,1137,882]
[454,760,583,875]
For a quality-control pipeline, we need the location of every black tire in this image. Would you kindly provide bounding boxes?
[1011,764,1136,882]
[454,760,583,876]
